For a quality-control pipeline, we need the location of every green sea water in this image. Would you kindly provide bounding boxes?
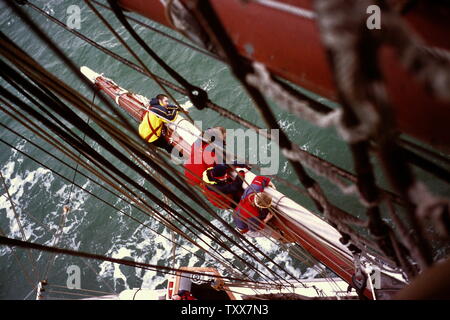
[1,0,449,300]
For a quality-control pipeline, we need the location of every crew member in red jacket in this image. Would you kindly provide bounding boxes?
[233,176,276,237]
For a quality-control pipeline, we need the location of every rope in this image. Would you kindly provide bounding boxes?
[0,136,244,279]
[312,0,450,275]
[0,235,304,289]
[90,0,221,62]
[0,226,35,289]
[26,0,409,211]
[0,49,298,288]
[0,170,38,282]
[1,2,360,294]
[41,92,97,282]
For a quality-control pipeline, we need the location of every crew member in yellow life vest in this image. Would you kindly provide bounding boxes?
[139,94,182,153]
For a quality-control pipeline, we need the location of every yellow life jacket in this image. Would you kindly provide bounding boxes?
[138,111,164,143]
[139,99,180,143]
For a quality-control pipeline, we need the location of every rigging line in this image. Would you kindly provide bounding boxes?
[0,132,71,245]
[0,66,125,190]
[104,0,209,113]
[0,62,93,150]
[3,2,141,158]
[84,0,194,123]
[0,101,260,284]
[23,0,406,209]
[0,143,241,283]
[266,208,357,267]
[0,107,117,203]
[114,146,251,280]
[190,0,338,217]
[189,0,366,259]
[3,52,312,288]
[46,284,116,296]
[45,290,109,299]
[143,130,316,280]
[41,91,97,282]
[274,72,450,191]
[193,1,402,274]
[0,226,35,289]
[82,259,116,294]
[313,0,434,269]
[0,137,246,282]
[0,108,163,225]
[266,209,354,276]
[0,60,209,236]
[0,51,230,233]
[0,47,139,151]
[88,0,222,62]
[5,5,327,284]
[228,169,355,266]
[135,149,295,281]
[19,7,140,132]
[28,0,426,218]
[153,175,304,284]
[4,80,292,284]
[1,86,195,234]
[23,283,39,300]
[77,109,310,284]
[0,70,296,288]
[24,1,448,194]
[63,91,96,209]
[26,0,198,121]
[123,148,185,274]
[0,235,295,287]
[11,0,418,290]
[0,170,38,281]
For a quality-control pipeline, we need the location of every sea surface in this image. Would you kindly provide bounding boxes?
[1,0,449,300]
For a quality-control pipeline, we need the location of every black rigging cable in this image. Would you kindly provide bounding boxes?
[0,136,232,277]
[105,0,209,111]
[0,235,286,286]
[0,56,297,288]
[89,0,222,62]
[24,0,411,209]
[0,2,370,296]
[1,2,304,285]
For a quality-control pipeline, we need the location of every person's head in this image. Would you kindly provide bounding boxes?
[253,192,272,209]
[211,165,228,181]
[156,94,169,106]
